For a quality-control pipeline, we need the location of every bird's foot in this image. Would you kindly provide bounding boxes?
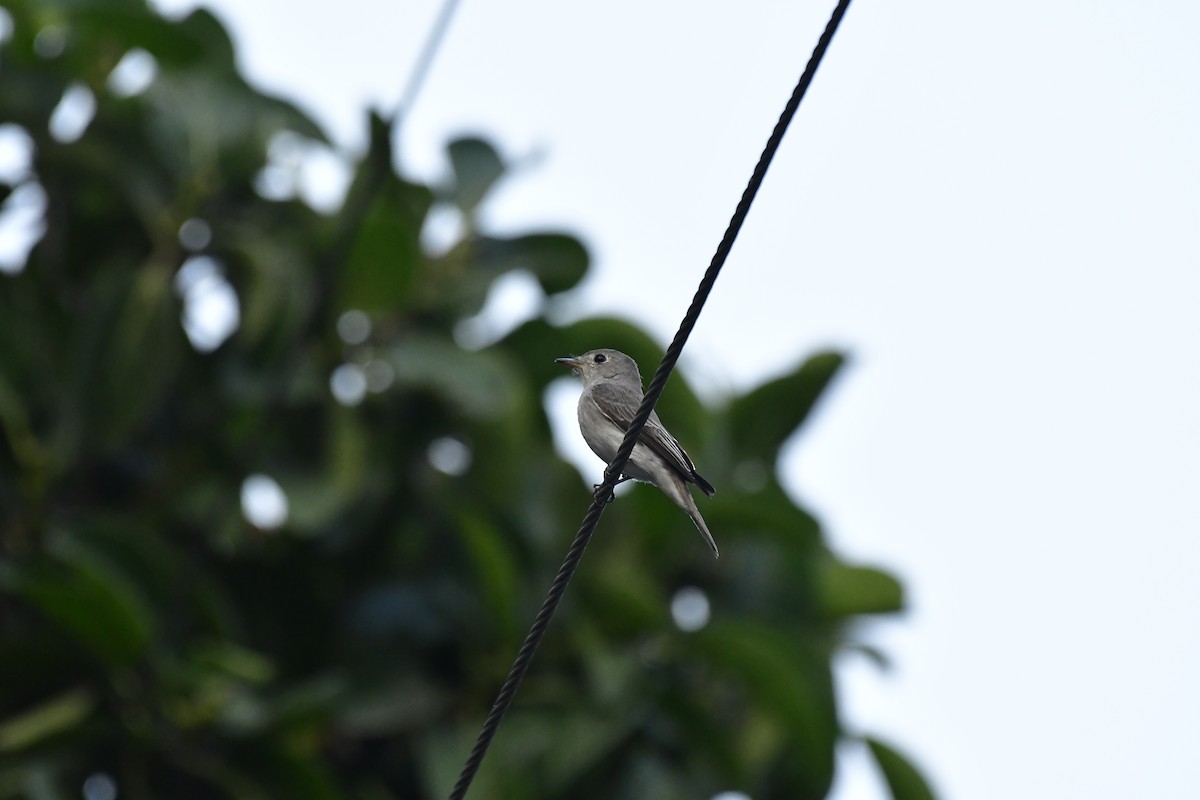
[593,475,635,503]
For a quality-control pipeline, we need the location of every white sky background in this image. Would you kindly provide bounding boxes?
[150,2,1200,798]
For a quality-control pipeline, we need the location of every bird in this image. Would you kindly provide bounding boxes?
[556,348,719,558]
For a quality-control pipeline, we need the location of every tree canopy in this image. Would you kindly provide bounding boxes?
[0,1,935,798]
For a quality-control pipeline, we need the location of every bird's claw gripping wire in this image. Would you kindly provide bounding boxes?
[592,475,633,503]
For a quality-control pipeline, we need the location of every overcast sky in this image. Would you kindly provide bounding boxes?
[146,2,1200,798]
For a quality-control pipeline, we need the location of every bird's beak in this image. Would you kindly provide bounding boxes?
[555,356,581,371]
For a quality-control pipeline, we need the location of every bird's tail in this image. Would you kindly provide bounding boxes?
[656,474,720,558]
[679,487,720,559]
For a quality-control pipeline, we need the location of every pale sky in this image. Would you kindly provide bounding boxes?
[145,2,1200,798]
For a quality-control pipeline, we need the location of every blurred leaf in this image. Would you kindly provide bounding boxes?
[276,408,372,534]
[841,641,894,672]
[579,553,664,635]
[456,510,520,634]
[51,516,187,620]
[386,335,521,420]
[692,621,836,763]
[144,69,323,180]
[542,710,640,794]
[866,737,938,800]
[338,172,429,314]
[94,263,185,449]
[232,225,319,353]
[0,688,94,753]
[171,8,240,74]
[446,136,505,214]
[0,373,49,491]
[326,406,371,494]
[726,351,845,461]
[609,754,689,800]
[190,640,276,685]
[71,6,207,70]
[278,473,356,534]
[8,554,152,666]
[334,674,446,737]
[816,557,904,619]
[472,232,589,296]
[253,674,346,733]
[245,751,344,800]
[687,620,839,798]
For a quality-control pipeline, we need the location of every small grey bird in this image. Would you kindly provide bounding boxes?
[556,349,719,558]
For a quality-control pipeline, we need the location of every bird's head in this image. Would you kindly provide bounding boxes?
[555,348,642,387]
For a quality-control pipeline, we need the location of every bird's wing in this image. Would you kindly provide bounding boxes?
[589,382,715,496]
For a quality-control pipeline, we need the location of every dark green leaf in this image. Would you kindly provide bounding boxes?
[542,710,640,793]
[337,175,429,313]
[816,557,904,619]
[385,335,522,420]
[471,232,589,295]
[691,620,837,768]
[173,9,240,74]
[232,228,319,352]
[8,552,153,666]
[447,136,505,213]
[66,263,185,451]
[578,554,664,633]
[72,7,207,69]
[456,510,520,634]
[726,350,845,460]
[866,736,939,800]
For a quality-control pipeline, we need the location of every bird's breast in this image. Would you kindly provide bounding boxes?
[577,397,622,462]
[577,394,665,487]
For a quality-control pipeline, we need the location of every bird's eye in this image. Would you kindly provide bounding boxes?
[593,353,607,363]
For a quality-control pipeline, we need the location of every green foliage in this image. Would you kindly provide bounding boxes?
[0,1,935,798]
[866,738,939,800]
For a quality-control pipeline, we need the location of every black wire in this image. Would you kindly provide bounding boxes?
[449,2,854,796]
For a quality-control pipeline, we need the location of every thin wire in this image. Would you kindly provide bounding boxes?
[392,0,462,124]
[449,2,854,797]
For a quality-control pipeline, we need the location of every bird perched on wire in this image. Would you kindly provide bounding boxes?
[556,349,719,558]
